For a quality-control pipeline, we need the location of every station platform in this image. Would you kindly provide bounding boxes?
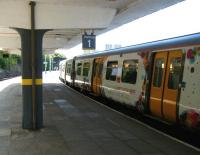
[0,71,199,155]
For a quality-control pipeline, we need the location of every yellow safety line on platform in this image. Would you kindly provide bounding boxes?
[21,79,43,85]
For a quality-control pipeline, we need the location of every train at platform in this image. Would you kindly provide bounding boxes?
[59,33,200,130]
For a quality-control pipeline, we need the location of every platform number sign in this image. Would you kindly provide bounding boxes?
[82,34,96,50]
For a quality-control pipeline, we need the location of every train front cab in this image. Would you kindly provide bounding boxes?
[59,59,67,83]
[149,49,183,122]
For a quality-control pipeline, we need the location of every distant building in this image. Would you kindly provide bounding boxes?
[105,44,121,50]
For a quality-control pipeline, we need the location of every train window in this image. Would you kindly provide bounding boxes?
[62,65,65,72]
[65,63,67,73]
[83,62,90,76]
[77,63,82,76]
[122,60,138,84]
[153,58,164,87]
[67,64,71,74]
[106,61,118,81]
[168,57,182,89]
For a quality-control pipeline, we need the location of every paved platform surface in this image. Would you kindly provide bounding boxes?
[0,71,199,155]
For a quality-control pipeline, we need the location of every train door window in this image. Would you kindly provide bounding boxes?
[106,61,118,81]
[67,64,71,74]
[168,57,182,89]
[77,63,82,76]
[65,63,67,73]
[93,62,97,76]
[93,63,102,76]
[98,63,103,76]
[153,58,164,87]
[83,62,90,77]
[122,59,138,84]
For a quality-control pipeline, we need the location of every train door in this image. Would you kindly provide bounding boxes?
[71,59,76,86]
[150,50,182,122]
[92,58,104,96]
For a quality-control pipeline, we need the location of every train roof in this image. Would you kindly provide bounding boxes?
[76,32,200,59]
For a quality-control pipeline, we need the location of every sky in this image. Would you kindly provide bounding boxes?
[56,0,200,59]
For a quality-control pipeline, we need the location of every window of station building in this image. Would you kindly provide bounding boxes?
[168,57,182,89]
[122,59,138,84]
[77,63,82,76]
[83,62,90,77]
[106,61,118,81]
[153,58,164,87]
[67,64,71,74]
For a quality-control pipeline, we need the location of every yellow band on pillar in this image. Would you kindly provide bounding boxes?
[21,79,32,85]
[36,79,43,85]
[21,79,43,85]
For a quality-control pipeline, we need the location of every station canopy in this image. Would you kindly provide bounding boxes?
[0,0,184,54]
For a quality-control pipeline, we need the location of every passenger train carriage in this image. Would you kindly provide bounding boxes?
[59,33,200,130]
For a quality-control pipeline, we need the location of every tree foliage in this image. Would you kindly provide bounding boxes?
[0,51,21,70]
[43,53,66,71]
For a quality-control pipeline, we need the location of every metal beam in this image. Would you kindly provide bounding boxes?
[30,1,36,129]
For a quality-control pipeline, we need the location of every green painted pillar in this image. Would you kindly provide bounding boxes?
[15,29,47,129]
[14,1,49,130]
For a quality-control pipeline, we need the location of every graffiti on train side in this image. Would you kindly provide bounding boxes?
[135,51,151,113]
[115,87,136,95]
[180,110,200,129]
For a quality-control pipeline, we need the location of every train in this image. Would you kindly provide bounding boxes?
[59,33,200,130]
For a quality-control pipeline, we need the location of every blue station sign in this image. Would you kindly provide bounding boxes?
[82,34,96,50]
